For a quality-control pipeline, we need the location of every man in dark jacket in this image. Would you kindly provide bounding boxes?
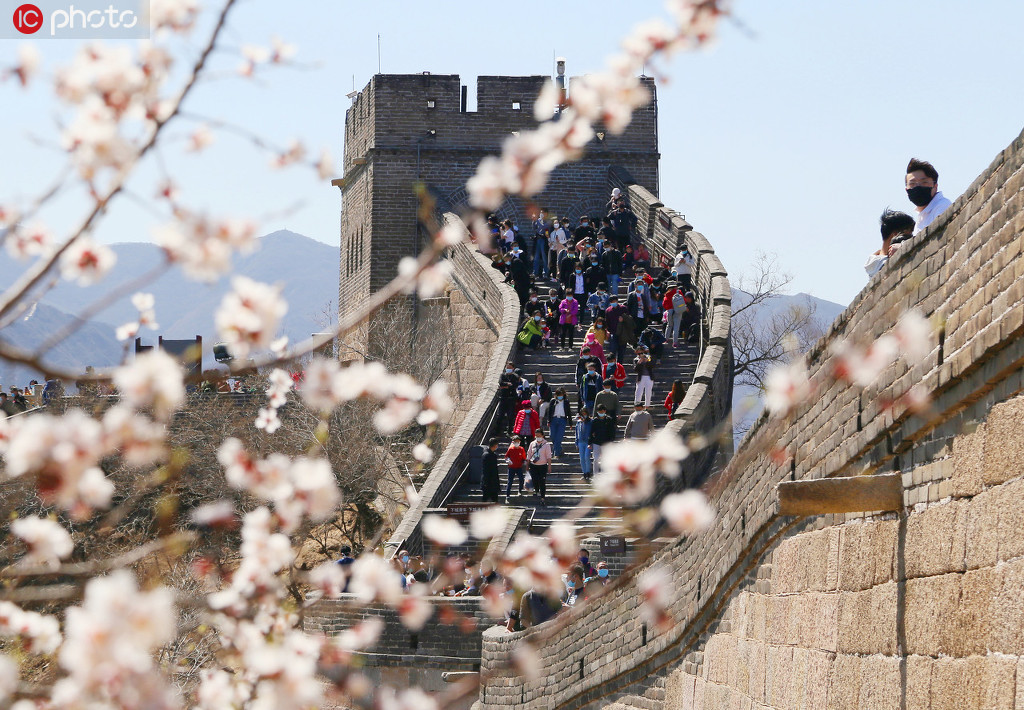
[589,404,617,477]
[583,255,607,295]
[505,252,532,312]
[481,437,501,503]
[602,242,624,296]
[498,361,521,434]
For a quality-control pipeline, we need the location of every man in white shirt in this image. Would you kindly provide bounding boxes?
[548,220,569,276]
[905,158,953,235]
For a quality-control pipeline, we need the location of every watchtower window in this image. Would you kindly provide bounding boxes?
[426,99,436,109]
[511,101,521,110]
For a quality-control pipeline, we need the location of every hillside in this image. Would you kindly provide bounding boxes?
[0,230,339,388]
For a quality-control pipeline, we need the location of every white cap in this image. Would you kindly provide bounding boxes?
[611,188,621,198]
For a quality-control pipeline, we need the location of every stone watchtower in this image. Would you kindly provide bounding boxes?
[336,71,660,347]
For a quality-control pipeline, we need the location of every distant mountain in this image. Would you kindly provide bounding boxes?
[730,290,846,444]
[0,230,339,388]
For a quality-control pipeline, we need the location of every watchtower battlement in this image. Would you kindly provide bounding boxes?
[337,72,661,336]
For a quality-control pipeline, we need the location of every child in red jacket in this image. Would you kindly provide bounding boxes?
[504,435,527,502]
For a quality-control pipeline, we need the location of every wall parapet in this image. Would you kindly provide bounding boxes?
[609,166,734,484]
[478,127,1024,709]
[385,215,520,557]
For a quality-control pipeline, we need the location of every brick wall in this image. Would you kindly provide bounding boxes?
[385,215,521,557]
[477,125,1024,709]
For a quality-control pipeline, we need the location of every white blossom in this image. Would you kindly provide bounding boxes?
[215,276,288,358]
[398,257,451,298]
[289,457,341,521]
[0,601,61,654]
[764,359,812,417]
[113,349,185,419]
[0,655,15,703]
[348,554,403,605]
[59,235,116,286]
[255,406,281,433]
[15,44,41,88]
[308,561,347,598]
[895,309,933,365]
[470,506,507,539]
[316,147,334,179]
[335,617,384,652]
[11,516,73,569]
[102,405,166,466]
[660,490,715,534]
[150,0,199,33]
[412,442,434,463]
[189,500,236,528]
[378,686,439,710]
[397,583,433,631]
[5,221,52,260]
[422,514,467,546]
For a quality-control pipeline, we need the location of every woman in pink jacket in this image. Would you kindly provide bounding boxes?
[558,295,579,350]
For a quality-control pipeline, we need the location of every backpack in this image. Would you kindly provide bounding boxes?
[672,291,687,310]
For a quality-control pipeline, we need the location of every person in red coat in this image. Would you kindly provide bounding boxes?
[513,400,540,439]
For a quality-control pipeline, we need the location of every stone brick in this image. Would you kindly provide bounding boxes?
[992,557,1024,654]
[965,485,1001,569]
[951,423,987,497]
[837,522,875,591]
[664,668,697,710]
[983,397,1024,486]
[837,583,896,655]
[930,657,985,710]
[905,499,967,578]
[803,649,834,710]
[995,478,1024,562]
[905,573,961,656]
[947,566,998,656]
[905,655,933,710]
[981,654,1016,710]
[858,655,901,710]
[826,654,861,710]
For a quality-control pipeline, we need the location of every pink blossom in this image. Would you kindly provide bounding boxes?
[316,147,334,179]
[638,564,672,626]
[59,235,117,286]
[270,37,298,63]
[11,515,73,569]
[466,156,510,211]
[113,349,185,419]
[373,397,421,434]
[422,515,467,546]
[307,561,347,598]
[546,520,578,561]
[272,139,307,169]
[660,490,715,534]
[215,276,288,358]
[418,380,454,425]
[289,457,341,521]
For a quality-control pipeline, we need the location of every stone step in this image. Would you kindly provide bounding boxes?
[611,694,661,710]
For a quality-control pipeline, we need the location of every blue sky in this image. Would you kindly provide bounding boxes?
[2,1,1023,306]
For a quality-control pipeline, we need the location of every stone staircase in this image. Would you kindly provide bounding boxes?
[446,273,699,538]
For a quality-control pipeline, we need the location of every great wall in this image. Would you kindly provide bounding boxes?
[317,71,1024,708]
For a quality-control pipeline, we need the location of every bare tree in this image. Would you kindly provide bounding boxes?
[731,252,827,392]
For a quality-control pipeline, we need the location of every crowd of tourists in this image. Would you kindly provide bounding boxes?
[483,188,700,506]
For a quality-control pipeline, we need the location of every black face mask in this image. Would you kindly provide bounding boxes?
[906,185,934,207]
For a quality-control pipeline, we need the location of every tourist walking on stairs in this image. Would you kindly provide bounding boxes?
[634,349,655,407]
[504,435,526,504]
[526,430,553,506]
[574,409,593,480]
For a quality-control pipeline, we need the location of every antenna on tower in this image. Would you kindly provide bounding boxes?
[377,34,381,74]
